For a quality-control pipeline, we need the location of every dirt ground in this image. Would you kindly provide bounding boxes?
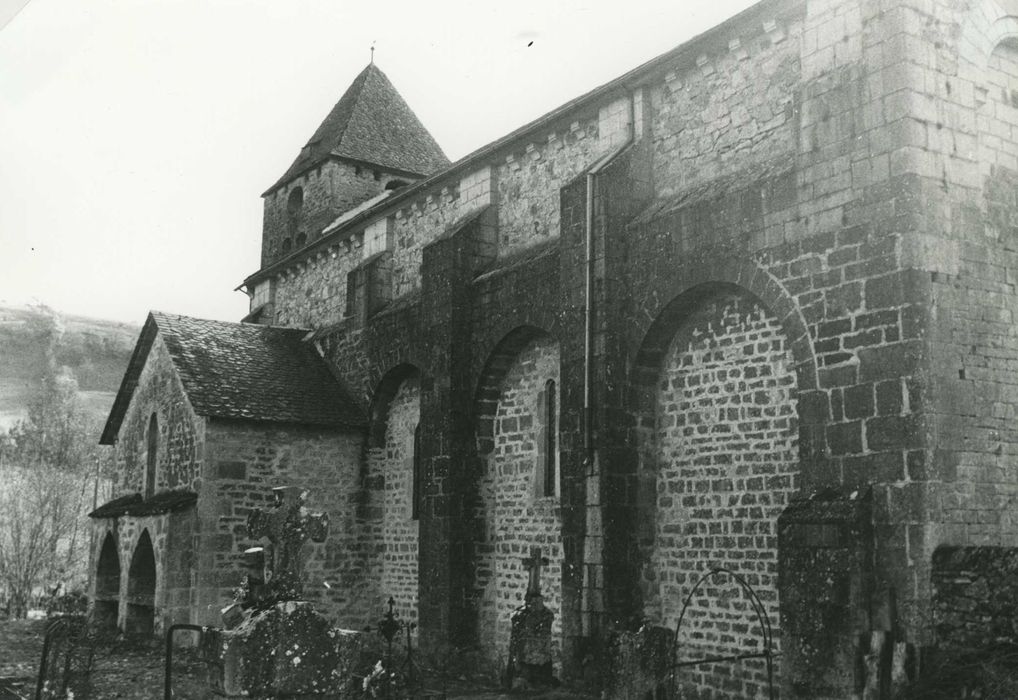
[0,618,205,699]
[0,618,595,699]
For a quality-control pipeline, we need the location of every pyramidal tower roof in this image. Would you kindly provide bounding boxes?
[266,63,450,194]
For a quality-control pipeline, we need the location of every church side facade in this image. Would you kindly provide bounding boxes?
[93,0,1018,696]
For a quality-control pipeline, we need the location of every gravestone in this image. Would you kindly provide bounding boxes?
[506,546,556,689]
[205,485,379,698]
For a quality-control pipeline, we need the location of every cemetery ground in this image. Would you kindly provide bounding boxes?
[0,616,596,699]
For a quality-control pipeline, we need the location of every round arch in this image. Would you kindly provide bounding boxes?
[627,279,812,698]
[958,0,1018,70]
[473,324,554,455]
[368,363,423,447]
[469,324,563,664]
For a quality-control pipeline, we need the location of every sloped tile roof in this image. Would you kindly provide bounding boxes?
[88,490,197,519]
[267,63,449,194]
[100,312,364,444]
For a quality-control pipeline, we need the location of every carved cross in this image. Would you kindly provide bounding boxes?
[247,486,329,600]
[522,546,550,602]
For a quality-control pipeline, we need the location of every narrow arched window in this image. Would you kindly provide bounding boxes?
[286,187,304,238]
[145,413,157,498]
[412,423,422,520]
[542,379,558,497]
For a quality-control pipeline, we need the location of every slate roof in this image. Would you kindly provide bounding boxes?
[99,312,365,444]
[88,490,197,519]
[266,63,449,194]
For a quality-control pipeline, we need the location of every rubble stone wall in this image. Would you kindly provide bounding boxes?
[365,374,421,626]
[274,238,363,329]
[643,290,798,699]
[262,160,406,267]
[931,545,1018,655]
[195,420,370,629]
[112,333,204,498]
[91,510,195,635]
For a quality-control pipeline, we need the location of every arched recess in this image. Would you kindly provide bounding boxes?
[471,325,563,664]
[94,533,120,630]
[366,363,422,626]
[125,530,156,637]
[368,363,423,447]
[957,1,1018,72]
[629,281,810,699]
[962,11,1018,247]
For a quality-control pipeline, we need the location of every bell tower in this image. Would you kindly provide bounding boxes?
[259,63,449,269]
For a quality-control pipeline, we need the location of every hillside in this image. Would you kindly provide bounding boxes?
[0,305,140,430]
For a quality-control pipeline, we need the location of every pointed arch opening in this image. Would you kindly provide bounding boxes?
[94,533,120,630]
[125,530,156,636]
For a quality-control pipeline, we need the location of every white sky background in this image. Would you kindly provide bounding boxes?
[1,0,758,325]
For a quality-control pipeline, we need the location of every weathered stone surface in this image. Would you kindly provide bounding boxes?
[932,546,1018,655]
[205,601,382,698]
[246,485,329,602]
[778,489,872,699]
[602,624,672,700]
[97,0,1018,694]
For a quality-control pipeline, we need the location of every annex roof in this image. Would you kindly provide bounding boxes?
[266,63,450,194]
[99,311,365,444]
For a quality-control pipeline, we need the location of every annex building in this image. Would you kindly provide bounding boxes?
[91,0,1018,696]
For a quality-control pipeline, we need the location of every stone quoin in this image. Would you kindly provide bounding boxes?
[90,0,1018,696]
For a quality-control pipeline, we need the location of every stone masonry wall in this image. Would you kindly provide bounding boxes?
[494,115,602,257]
[931,545,1018,656]
[645,290,798,699]
[196,420,369,629]
[271,108,628,327]
[365,375,421,626]
[113,333,204,497]
[390,187,469,300]
[91,509,195,635]
[274,236,363,329]
[917,1,1018,566]
[231,0,1018,687]
[649,18,801,202]
[262,160,406,267]
[476,336,563,664]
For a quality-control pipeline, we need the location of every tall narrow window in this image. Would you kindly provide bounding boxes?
[286,187,304,238]
[543,380,558,497]
[412,423,422,520]
[145,413,157,498]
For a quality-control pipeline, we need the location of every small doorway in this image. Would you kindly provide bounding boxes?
[93,533,120,630]
[124,530,155,636]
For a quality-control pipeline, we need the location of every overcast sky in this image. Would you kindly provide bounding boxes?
[1,0,758,325]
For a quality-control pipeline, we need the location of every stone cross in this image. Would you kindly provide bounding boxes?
[247,486,329,600]
[522,547,550,603]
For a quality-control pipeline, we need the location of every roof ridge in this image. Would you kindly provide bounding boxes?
[309,63,372,152]
[150,309,310,333]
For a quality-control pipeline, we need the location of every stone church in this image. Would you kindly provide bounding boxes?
[91,0,1018,695]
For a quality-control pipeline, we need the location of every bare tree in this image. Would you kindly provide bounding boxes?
[0,306,115,617]
[0,464,91,617]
